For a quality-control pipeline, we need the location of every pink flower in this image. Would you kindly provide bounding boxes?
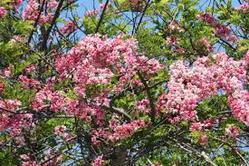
[19,75,40,89]
[60,21,76,34]
[225,124,240,138]
[190,122,202,132]
[136,99,150,113]
[0,7,7,18]
[1,66,12,77]
[197,13,237,42]
[21,154,39,166]
[199,134,208,145]
[158,53,249,125]
[92,120,147,144]
[168,20,183,32]
[0,82,4,93]
[22,0,56,25]
[198,37,213,52]
[25,64,37,73]
[236,3,249,13]
[54,125,67,136]
[13,0,23,8]
[85,9,99,17]
[92,155,105,166]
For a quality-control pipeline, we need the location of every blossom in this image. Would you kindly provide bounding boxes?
[21,154,39,166]
[158,53,249,126]
[0,7,7,18]
[0,82,4,93]
[85,9,99,17]
[236,3,249,13]
[197,13,237,42]
[190,122,202,132]
[32,87,68,112]
[13,0,23,8]
[225,124,240,138]
[25,64,37,73]
[136,99,150,113]
[54,125,67,136]
[1,66,12,77]
[92,155,105,166]
[60,21,76,34]
[91,120,147,144]
[55,35,162,97]
[197,37,213,52]
[19,75,40,89]
[22,0,58,25]
[199,134,208,145]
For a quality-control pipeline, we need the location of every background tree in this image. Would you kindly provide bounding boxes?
[0,0,248,165]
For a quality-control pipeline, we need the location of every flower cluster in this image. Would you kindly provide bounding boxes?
[91,119,147,144]
[20,154,39,166]
[85,2,112,17]
[54,125,73,140]
[197,13,237,42]
[0,7,7,19]
[0,99,33,138]
[60,21,76,35]
[19,75,40,89]
[32,86,68,112]
[92,155,105,166]
[236,3,249,13]
[23,0,58,25]
[85,9,99,17]
[0,81,5,93]
[225,124,240,138]
[136,99,150,113]
[158,52,249,126]
[55,34,162,95]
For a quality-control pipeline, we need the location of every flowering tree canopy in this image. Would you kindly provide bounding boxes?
[0,0,249,165]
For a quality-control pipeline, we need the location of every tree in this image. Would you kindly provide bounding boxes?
[0,0,248,165]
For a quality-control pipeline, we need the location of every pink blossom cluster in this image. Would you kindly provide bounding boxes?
[0,7,7,19]
[157,52,249,125]
[85,2,112,17]
[54,125,73,140]
[1,65,12,77]
[12,0,23,8]
[65,100,105,125]
[0,99,33,137]
[20,154,39,166]
[60,21,76,34]
[225,124,240,138]
[0,0,23,19]
[92,155,105,166]
[22,0,58,25]
[0,81,4,93]
[189,119,216,132]
[197,13,237,42]
[136,98,150,113]
[91,119,147,144]
[168,20,183,32]
[197,37,213,52]
[32,86,68,112]
[199,134,208,145]
[55,34,162,96]
[19,75,41,89]
[236,3,249,13]
[25,64,37,73]
[85,9,99,17]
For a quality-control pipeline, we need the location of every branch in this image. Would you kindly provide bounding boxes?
[95,0,110,33]
[40,0,65,51]
[134,0,152,34]
[138,72,156,122]
[102,104,132,121]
